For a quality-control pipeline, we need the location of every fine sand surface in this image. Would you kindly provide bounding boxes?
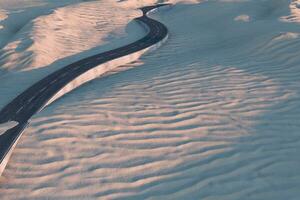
[0,0,143,110]
[1,0,300,199]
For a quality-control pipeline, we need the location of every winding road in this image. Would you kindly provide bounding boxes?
[0,4,169,176]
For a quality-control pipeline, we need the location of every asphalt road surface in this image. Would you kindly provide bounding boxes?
[0,4,169,176]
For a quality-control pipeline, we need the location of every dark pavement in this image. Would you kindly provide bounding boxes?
[0,4,169,176]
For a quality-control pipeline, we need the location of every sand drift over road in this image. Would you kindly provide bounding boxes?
[1,0,300,199]
[0,3,169,178]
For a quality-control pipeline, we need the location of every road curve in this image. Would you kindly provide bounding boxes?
[0,4,170,176]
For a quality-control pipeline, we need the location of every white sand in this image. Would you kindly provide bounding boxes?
[0,0,144,110]
[0,121,18,136]
[234,14,250,22]
[0,0,300,199]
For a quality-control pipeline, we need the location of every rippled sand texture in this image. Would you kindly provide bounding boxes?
[0,0,143,111]
[0,1,140,71]
[1,0,300,199]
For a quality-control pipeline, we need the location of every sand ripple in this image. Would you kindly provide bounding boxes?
[1,0,300,199]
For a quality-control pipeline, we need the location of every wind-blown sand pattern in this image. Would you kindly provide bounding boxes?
[1,0,300,199]
[0,1,140,71]
[0,0,144,110]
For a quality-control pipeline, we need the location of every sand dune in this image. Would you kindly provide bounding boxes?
[0,0,144,110]
[0,0,300,199]
[0,0,140,72]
